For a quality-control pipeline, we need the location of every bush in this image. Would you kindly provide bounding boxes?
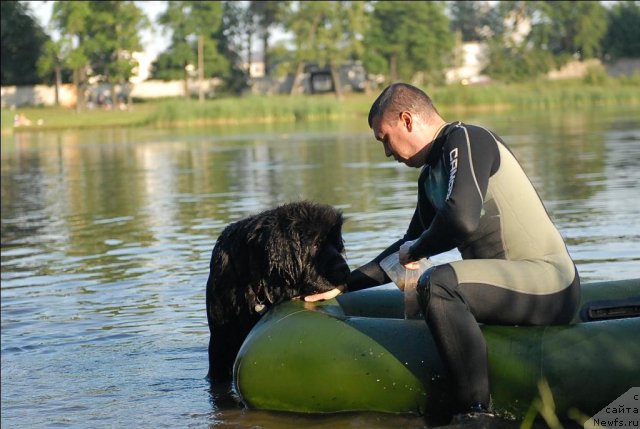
[583,64,610,86]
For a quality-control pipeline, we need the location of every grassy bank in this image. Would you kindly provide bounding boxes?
[3,77,639,135]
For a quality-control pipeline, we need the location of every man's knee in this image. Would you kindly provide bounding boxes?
[416,264,458,309]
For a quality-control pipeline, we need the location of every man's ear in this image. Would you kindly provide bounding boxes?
[400,111,413,132]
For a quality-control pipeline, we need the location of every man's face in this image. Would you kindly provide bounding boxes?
[372,112,418,167]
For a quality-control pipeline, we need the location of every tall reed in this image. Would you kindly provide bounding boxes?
[143,94,349,126]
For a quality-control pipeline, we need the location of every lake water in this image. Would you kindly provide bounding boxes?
[1,106,639,428]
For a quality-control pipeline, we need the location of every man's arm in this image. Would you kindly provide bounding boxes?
[347,201,430,291]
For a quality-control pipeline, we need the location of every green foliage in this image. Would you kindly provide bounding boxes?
[484,40,557,83]
[582,63,609,86]
[343,1,369,61]
[85,1,149,85]
[37,39,68,85]
[50,1,148,109]
[449,1,502,42]
[249,1,290,74]
[151,49,189,81]
[268,42,297,79]
[52,0,91,71]
[529,1,607,59]
[482,1,611,82]
[215,1,250,94]
[152,1,232,90]
[364,1,454,84]
[618,71,640,87]
[427,77,640,111]
[603,1,640,60]
[287,2,340,66]
[1,1,49,85]
[144,95,347,126]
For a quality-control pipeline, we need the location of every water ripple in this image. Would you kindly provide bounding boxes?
[2,109,639,428]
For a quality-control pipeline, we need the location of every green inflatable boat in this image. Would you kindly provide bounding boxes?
[233,278,640,418]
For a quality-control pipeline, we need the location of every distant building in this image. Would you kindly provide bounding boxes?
[243,52,266,79]
[247,61,369,95]
[445,42,491,85]
[131,51,153,84]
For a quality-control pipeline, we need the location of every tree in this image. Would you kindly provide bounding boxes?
[480,1,547,82]
[364,1,454,85]
[448,1,502,42]
[1,1,49,85]
[342,1,370,62]
[37,39,65,105]
[249,1,289,76]
[529,1,607,60]
[51,1,147,110]
[84,1,148,106]
[224,1,256,77]
[153,1,228,98]
[603,1,640,60]
[286,1,372,97]
[216,1,251,94]
[52,1,92,111]
[483,38,556,83]
[286,1,334,95]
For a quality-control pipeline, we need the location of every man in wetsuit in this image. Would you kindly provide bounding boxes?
[308,82,581,420]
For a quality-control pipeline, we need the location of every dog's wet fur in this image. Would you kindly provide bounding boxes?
[206,201,350,382]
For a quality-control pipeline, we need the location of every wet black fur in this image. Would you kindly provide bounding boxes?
[206,201,350,382]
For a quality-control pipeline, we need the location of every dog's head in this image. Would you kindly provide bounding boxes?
[262,201,350,302]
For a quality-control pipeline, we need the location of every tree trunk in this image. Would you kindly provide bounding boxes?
[126,81,133,109]
[262,30,269,76]
[74,68,80,113]
[246,31,253,77]
[74,67,86,113]
[390,52,398,82]
[329,61,342,100]
[183,62,189,100]
[198,35,205,102]
[54,63,61,106]
[289,61,305,96]
[289,14,321,96]
[111,80,116,109]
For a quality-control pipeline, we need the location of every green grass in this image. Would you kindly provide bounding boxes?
[3,76,639,135]
[1,104,153,134]
[143,94,350,126]
[430,77,640,111]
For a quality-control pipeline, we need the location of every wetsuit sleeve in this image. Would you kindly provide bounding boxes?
[409,126,500,260]
[347,204,428,291]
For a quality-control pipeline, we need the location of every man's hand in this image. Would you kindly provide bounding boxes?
[304,287,342,302]
[399,240,420,269]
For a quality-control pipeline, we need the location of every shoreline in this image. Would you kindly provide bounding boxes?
[3,80,639,135]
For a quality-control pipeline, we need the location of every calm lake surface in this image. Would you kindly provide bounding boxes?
[2,106,639,428]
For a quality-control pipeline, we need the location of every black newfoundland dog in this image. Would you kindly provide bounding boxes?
[206,201,350,382]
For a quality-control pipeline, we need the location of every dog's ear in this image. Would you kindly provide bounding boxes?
[264,224,301,282]
[328,221,345,253]
[315,207,345,249]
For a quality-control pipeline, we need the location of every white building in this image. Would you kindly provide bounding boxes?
[445,41,491,85]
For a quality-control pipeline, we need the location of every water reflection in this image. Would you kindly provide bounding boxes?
[1,106,639,428]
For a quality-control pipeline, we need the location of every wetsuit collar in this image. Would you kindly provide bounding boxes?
[424,121,461,167]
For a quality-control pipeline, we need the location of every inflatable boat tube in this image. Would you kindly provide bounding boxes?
[233,278,640,418]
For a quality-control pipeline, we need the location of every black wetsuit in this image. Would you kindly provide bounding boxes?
[348,122,580,411]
